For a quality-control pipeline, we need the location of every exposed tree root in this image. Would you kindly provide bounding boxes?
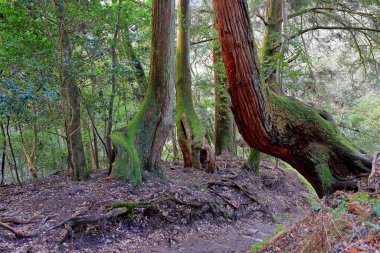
[1,217,38,225]
[57,195,203,244]
[368,152,380,193]
[57,207,129,244]
[0,222,31,238]
[107,195,204,223]
[211,190,239,210]
[207,179,272,217]
[57,188,273,244]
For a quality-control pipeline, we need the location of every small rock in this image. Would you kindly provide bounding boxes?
[252,238,263,243]
[246,228,258,235]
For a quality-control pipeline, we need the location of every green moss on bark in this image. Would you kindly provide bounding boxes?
[110,131,142,185]
[248,148,261,176]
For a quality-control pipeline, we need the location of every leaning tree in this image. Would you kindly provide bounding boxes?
[212,0,372,197]
[110,0,176,184]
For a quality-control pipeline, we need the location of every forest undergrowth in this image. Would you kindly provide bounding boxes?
[1,154,379,252]
[0,155,314,253]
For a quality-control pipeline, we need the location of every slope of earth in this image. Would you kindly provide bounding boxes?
[257,191,380,253]
[257,153,380,253]
[0,155,316,253]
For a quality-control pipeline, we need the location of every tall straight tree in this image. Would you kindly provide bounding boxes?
[212,0,371,196]
[110,0,176,184]
[175,0,215,171]
[54,0,89,180]
[213,39,235,156]
[105,0,122,172]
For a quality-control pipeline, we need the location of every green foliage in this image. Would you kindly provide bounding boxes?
[271,215,290,222]
[111,131,142,185]
[346,91,380,152]
[251,241,269,252]
[275,224,285,234]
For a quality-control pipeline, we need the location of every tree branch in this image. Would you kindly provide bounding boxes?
[191,37,216,46]
[283,6,378,24]
[289,26,380,40]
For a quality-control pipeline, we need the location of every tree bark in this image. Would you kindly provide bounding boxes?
[262,0,284,93]
[54,0,89,181]
[171,126,179,161]
[110,0,176,183]
[247,0,286,174]
[90,76,100,170]
[214,38,235,156]
[0,123,6,186]
[247,148,261,176]
[175,0,215,172]
[105,0,122,173]
[5,117,21,186]
[212,0,371,197]
[125,28,147,102]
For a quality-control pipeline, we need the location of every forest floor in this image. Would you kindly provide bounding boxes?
[0,154,376,253]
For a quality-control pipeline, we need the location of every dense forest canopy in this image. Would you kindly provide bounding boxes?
[0,0,378,188]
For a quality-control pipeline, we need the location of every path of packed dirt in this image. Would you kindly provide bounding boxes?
[0,155,316,252]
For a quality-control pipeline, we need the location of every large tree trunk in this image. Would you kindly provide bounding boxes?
[55,0,88,181]
[110,0,176,184]
[212,0,371,197]
[175,0,215,172]
[214,40,235,156]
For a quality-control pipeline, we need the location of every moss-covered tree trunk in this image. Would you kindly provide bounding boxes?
[110,0,176,184]
[125,27,148,102]
[214,39,235,156]
[175,0,215,172]
[54,0,89,181]
[262,0,285,93]
[212,0,371,197]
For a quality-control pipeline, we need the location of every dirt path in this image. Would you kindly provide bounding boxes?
[0,156,315,252]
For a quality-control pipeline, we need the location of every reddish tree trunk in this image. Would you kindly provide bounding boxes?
[212,0,371,197]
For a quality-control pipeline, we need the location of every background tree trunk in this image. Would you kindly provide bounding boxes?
[125,28,148,102]
[105,0,122,173]
[175,0,215,172]
[90,76,100,170]
[5,117,21,186]
[213,39,235,156]
[1,123,6,186]
[54,0,88,181]
[212,0,371,197]
[19,124,38,179]
[247,0,286,175]
[110,0,176,184]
